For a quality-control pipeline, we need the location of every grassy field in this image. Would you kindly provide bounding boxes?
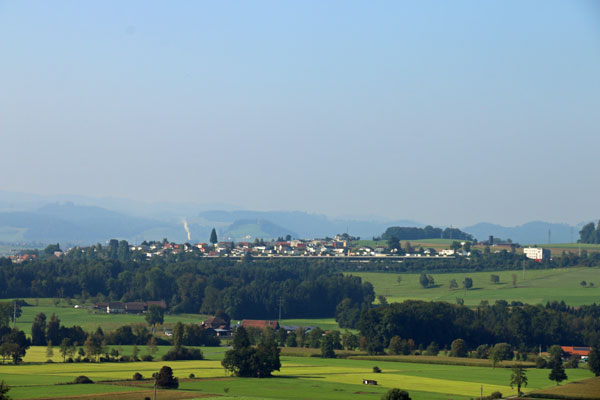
[9,298,208,336]
[352,267,600,306]
[3,298,347,336]
[0,348,594,400]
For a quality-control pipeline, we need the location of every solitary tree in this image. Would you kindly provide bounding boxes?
[490,275,500,284]
[510,364,528,396]
[145,305,164,333]
[549,354,568,385]
[419,274,430,288]
[209,228,218,245]
[155,365,179,389]
[463,277,473,291]
[449,279,458,290]
[580,280,587,288]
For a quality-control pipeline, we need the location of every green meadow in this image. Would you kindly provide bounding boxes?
[10,298,207,336]
[1,347,595,400]
[352,267,600,306]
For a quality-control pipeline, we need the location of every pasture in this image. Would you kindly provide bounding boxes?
[352,267,600,306]
[0,347,594,400]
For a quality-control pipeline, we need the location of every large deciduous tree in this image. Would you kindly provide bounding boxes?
[222,327,280,377]
[145,305,164,333]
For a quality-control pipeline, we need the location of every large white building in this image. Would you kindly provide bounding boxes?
[523,247,550,261]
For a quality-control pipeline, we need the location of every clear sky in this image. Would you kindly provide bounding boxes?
[1,0,599,226]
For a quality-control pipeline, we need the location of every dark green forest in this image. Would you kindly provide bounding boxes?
[0,256,374,320]
[357,300,600,354]
[381,225,473,241]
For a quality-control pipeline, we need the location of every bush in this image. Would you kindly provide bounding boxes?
[567,358,579,369]
[141,354,153,362]
[489,392,502,399]
[133,372,143,381]
[189,373,195,378]
[536,357,548,369]
[373,366,382,373]
[162,346,203,361]
[73,376,93,384]
[382,388,411,400]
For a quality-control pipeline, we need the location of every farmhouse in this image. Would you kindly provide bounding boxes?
[203,316,229,330]
[561,346,591,358]
[95,300,167,314]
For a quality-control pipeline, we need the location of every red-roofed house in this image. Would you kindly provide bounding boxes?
[561,346,591,357]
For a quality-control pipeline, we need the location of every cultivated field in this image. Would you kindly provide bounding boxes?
[0,347,594,400]
[352,267,600,306]
[529,376,600,399]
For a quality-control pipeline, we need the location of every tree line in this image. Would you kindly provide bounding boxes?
[355,299,600,355]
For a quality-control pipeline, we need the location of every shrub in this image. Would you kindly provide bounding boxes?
[189,373,195,378]
[536,357,548,369]
[141,354,153,361]
[382,388,411,400]
[133,372,143,381]
[450,339,468,358]
[73,376,93,384]
[162,346,203,361]
[373,366,382,373]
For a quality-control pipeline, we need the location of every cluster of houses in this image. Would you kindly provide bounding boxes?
[132,236,460,259]
[200,318,317,338]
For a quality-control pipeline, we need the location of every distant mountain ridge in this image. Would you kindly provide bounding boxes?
[197,210,420,240]
[0,189,592,246]
[462,221,586,245]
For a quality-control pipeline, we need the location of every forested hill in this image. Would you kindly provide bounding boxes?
[381,225,473,241]
[0,257,374,320]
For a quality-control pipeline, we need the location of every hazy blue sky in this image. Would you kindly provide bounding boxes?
[1,1,599,226]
